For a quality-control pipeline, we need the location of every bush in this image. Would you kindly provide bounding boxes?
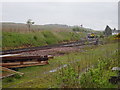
[55,43,119,88]
[33,36,37,41]
[79,53,118,88]
[56,64,79,88]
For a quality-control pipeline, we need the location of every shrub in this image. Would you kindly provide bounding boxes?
[79,52,118,88]
[56,64,79,88]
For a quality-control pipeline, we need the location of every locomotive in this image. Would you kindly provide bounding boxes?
[87,33,96,38]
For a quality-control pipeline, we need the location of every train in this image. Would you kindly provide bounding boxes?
[87,33,96,38]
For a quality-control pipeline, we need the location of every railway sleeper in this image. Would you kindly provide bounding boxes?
[1,55,53,68]
[2,55,51,63]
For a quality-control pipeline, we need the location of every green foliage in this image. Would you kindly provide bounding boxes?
[33,36,37,41]
[56,64,79,88]
[79,49,119,88]
[58,32,78,41]
[73,27,80,32]
[2,42,118,88]
[14,74,22,79]
[72,26,90,33]
[3,74,22,83]
[4,77,15,83]
[41,30,59,44]
[55,43,119,88]
[101,35,117,44]
[2,30,84,49]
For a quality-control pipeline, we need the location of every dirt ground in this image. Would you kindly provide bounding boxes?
[20,45,89,57]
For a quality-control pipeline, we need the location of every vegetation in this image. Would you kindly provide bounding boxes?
[2,41,119,88]
[55,42,119,88]
[80,52,119,88]
[26,19,35,31]
[2,23,94,32]
[2,22,118,88]
[72,26,92,33]
[4,74,22,83]
[2,22,102,50]
[2,30,86,50]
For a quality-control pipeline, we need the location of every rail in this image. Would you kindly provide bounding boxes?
[1,39,95,55]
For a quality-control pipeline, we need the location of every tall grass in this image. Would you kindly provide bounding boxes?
[2,42,118,88]
[79,50,119,88]
[55,43,119,88]
[2,30,85,50]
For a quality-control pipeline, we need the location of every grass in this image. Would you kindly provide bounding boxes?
[55,42,119,88]
[2,30,86,50]
[2,42,119,88]
[79,48,119,88]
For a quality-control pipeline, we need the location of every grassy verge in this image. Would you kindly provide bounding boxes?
[2,30,86,50]
[55,42,119,88]
[79,51,119,88]
[2,42,119,88]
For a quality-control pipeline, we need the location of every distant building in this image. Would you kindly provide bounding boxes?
[112,28,120,35]
[104,25,112,36]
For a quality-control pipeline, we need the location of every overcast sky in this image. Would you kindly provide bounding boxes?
[2,2,118,30]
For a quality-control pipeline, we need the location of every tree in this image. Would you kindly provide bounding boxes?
[80,24,83,28]
[26,19,35,31]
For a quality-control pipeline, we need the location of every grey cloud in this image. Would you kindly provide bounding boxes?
[2,2,118,30]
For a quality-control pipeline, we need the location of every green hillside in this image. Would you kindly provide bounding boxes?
[2,22,101,50]
[2,30,86,50]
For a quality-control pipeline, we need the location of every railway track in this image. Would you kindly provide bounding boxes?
[1,39,96,55]
[1,39,97,78]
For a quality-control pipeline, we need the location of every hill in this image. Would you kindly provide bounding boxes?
[1,22,101,50]
[2,22,72,32]
[1,22,95,33]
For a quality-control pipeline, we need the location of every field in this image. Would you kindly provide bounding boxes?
[2,42,119,88]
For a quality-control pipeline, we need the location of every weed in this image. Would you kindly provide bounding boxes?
[14,74,22,79]
[55,42,119,88]
[2,42,118,88]
[4,77,14,83]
